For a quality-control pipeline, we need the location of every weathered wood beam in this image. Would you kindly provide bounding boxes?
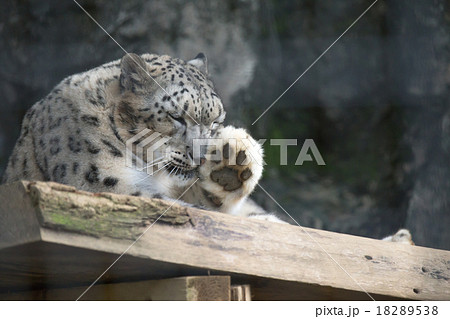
[0,181,449,300]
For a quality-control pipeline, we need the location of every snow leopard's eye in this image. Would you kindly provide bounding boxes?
[210,121,220,130]
[169,113,186,126]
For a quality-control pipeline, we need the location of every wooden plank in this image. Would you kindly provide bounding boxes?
[29,181,191,240]
[0,181,449,300]
[0,276,231,301]
[0,241,401,300]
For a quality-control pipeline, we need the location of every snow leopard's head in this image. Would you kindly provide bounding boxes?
[114,53,226,187]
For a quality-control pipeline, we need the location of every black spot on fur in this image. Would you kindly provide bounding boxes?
[101,140,123,157]
[72,162,79,174]
[25,108,36,120]
[202,189,223,207]
[144,114,155,123]
[153,193,163,199]
[22,126,29,137]
[109,115,124,143]
[81,115,100,126]
[22,158,28,177]
[39,122,45,134]
[43,156,50,180]
[68,136,82,153]
[49,117,63,130]
[49,137,61,155]
[85,164,100,184]
[145,57,158,63]
[95,84,106,107]
[103,177,119,187]
[131,191,142,197]
[17,127,29,146]
[52,164,67,181]
[117,101,139,127]
[84,140,100,154]
[84,89,100,106]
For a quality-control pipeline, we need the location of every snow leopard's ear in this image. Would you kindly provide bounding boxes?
[120,53,151,93]
[188,53,208,75]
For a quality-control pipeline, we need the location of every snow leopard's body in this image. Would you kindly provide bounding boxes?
[3,53,283,222]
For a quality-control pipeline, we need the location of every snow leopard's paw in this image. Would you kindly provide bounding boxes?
[198,126,264,213]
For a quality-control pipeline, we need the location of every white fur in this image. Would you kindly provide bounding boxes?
[382,229,414,245]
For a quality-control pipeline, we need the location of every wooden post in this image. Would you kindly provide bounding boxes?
[231,285,252,301]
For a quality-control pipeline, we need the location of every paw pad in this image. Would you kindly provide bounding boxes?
[240,168,252,181]
[223,143,230,159]
[210,167,243,191]
[236,150,247,165]
[204,127,262,193]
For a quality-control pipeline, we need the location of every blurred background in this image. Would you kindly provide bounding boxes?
[1,0,449,250]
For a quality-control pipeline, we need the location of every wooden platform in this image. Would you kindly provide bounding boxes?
[0,181,449,300]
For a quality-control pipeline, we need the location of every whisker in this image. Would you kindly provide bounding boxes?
[150,162,171,176]
[144,160,167,175]
[128,128,150,133]
[143,156,165,169]
[136,160,169,182]
[169,166,176,177]
[144,160,165,171]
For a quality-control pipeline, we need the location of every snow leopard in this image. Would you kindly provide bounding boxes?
[2,52,284,223]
